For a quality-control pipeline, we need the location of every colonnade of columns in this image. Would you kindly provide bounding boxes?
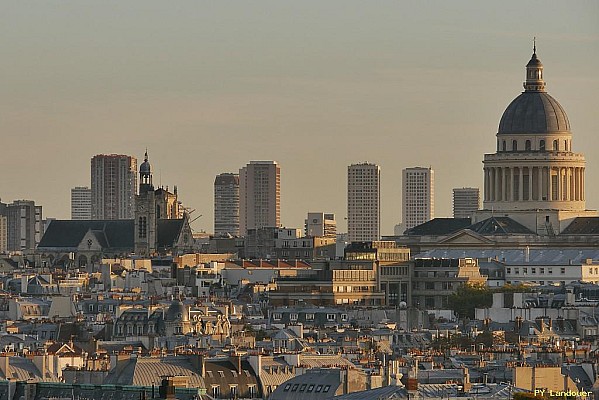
[484,165,585,203]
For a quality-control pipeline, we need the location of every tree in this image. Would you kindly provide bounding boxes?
[447,284,492,319]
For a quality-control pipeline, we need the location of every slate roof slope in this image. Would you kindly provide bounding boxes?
[561,217,599,235]
[404,218,471,236]
[37,220,134,250]
[0,356,60,382]
[103,356,205,387]
[157,219,184,248]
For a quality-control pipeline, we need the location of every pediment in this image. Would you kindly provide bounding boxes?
[77,230,103,251]
[438,229,495,245]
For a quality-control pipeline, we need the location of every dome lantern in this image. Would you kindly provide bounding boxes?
[524,38,546,92]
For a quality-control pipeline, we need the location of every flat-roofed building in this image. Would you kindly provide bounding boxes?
[347,163,380,242]
[71,186,92,220]
[214,173,240,236]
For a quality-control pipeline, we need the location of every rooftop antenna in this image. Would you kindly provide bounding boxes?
[533,37,536,54]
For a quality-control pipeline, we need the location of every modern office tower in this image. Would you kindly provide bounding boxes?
[1,200,43,251]
[91,154,137,220]
[71,186,92,220]
[0,215,7,253]
[347,162,380,242]
[453,187,480,219]
[305,212,336,237]
[239,161,281,234]
[214,173,240,236]
[402,167,434,231]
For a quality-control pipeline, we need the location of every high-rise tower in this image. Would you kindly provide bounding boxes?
[347,163,380,242]
[402,167,434,231]
[239,161,280,234]
[71,187,92,220]
[91,154,137,220]
[453,188,480,219]
[214,173,240,236]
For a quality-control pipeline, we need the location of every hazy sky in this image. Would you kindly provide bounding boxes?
[1,1,598,235]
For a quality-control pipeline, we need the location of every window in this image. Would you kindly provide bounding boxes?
[523,268,528,274]
[273,313,282,321]
[514,268,519,274]
[290,313,298,321]
[425,282,435,290]
[292,384,299,392]
[229,385,238,398]
[525,140,531,151]
[553,140,559,151]
[540,268,545,274]
[249,385,257,398]
[307,385,315,393]
[561,267,566,274]
[506,268,511,274]
[502,140,507,152]
[327,314,336,321]
[211,386,220,397]
[540,140,545,151]
[316,385,323,393]
[305,313,314,321]
[300,384,307,392]
[284,385,291,392]
[218,371,225,377]
[512,140,518,151]
[341,314,348,321]
[532,268,536,274]
[323,385,331,393]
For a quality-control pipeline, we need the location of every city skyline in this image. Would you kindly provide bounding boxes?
[1,2,598,235]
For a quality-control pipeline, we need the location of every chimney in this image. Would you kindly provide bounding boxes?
[190,353,206,378]
[248,354,262,377]
[159,377,177,400]
[0,355,9,378]
[230,354,242,373]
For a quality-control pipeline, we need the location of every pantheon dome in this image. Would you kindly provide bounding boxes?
[498,91,570,135]
[482,47,586,218]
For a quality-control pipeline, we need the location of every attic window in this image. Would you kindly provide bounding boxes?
[316,385,323,392]
[307,384,315,392]
[284,384,291,392]
[218,371,225,378]
[323,385,331,393]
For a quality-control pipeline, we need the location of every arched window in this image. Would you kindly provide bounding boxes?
[138,216,147,239]
[553,140,559,151]
[525,140,531,151]
[512,140,518,151]
[564,140,568,151]
[502,140,507,152]
[539,140,545,151]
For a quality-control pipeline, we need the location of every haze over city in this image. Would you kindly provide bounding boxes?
[1,1,598,234]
